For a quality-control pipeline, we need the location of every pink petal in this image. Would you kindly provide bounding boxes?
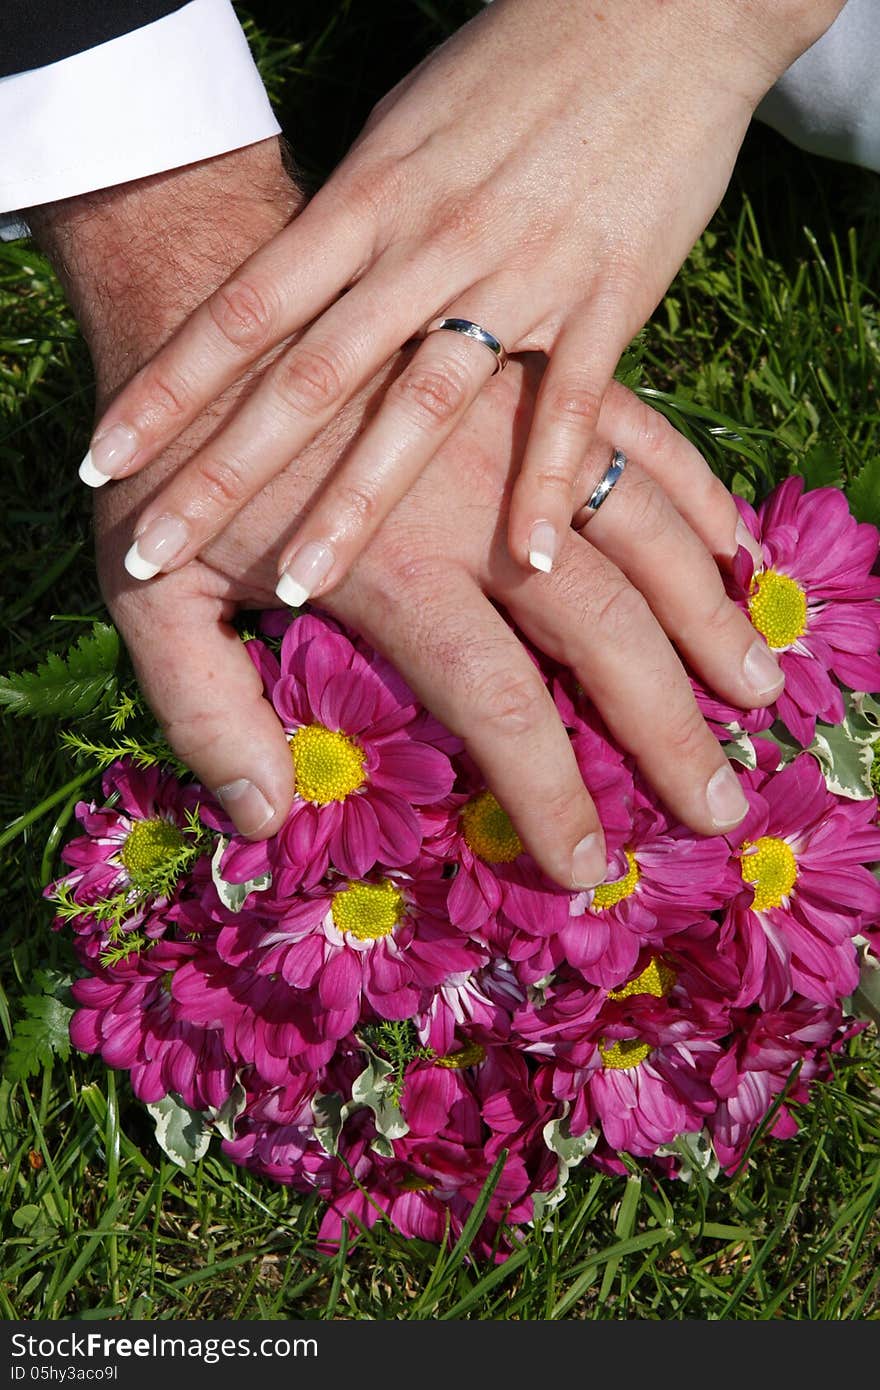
[318,947,362,1011]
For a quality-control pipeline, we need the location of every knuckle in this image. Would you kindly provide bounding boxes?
[589,577,652,640]
[208,276,274,351]
[545,376,603,430]
[366,538,439,598]
[192,453,248,509]
[432,196,489,251]
[272,343,349,418]
[390,361,470,429]
[532,465,578,498]
[162,712,227,769]
[628,394,676,458]
[139,362,192,427]
[473,667,546,737]
[339,156,402,222]
[335,479,380,528]
[540,782,584,833]
[621,475,670,546]
[662,700,711,761]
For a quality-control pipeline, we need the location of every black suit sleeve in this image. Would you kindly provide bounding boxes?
[0,2,191,79]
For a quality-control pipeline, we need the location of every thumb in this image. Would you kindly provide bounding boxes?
[117,576,294,839]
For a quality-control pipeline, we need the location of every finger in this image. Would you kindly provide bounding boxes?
[275,290,529,606]
[597,381,765,568]
[576,455,784,707]
[340,567,608,889]
[122,250,481,580]
[118,574,295,838]
[79,188,375,488]
[507,308,631,573]
[503,534,750,837]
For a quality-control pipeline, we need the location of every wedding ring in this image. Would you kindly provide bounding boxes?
[423,317,509,375]
[571,448,627,530]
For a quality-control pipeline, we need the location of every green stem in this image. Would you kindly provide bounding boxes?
[0,770,96,852]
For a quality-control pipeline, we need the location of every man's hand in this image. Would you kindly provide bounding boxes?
[31,138,768,891]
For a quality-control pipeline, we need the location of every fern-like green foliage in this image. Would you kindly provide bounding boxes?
[59,730,189,777]
[48,807,212,959]
[3,970,74,1082]
[846,455,880,526]
[0,622,119,719]
[358,1019,435,1105]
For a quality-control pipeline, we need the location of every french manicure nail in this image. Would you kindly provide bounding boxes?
[735,519,764,569]
[79,424,138,487]
[571,832,607,889]
[215,778,275,836]
[124,515,189,580]
[706,764,749,830]
[528,521,557,574]
[275,541,335,609]
[743,639,784,698]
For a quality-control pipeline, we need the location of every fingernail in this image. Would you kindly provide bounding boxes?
[706,764,749,830]
[735,519,763,568]
[124,515,189,580]
[528,521,557,574]
[743,639,784,698]
[571,832,607,889]
[215,779,275,836]
[275,541,335,609]
[79,424,138,487]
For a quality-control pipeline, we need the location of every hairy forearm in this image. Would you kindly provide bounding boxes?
[27,137,304,396]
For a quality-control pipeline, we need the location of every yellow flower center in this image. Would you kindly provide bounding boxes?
[591,850,640,910]
[290,723,366,804]
[748,568,807,650]
[608,958,676,1001]
[460,791,522,863]
[398,1175,436,1192]
[119,817,187,886]
[330,879,404,941]
[600,1038,652,1070]
[740,835,798,912]
[435,1041,487,1070]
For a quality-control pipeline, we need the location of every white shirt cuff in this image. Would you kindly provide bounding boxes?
[0,0,280,240]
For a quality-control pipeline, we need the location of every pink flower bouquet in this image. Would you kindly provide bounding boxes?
[48,479,880,1261]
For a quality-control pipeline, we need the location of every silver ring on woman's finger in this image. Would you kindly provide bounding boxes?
[423,317,509,375]
[571,448,627,530]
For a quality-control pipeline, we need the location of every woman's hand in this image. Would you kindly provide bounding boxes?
[97,357,782,892]
[35,133,782,893]
[80,0,843,596]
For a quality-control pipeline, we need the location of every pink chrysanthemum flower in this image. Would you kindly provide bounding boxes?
[216,864,486,1043]
[573,1005,723,1158]
[524,947,732,1155]
[47,761,203,939]
[722,478,880,746]
[221,1059,363,1185]
[171,950,341,1079]
[222,615,457,888]
[442,728,634,947]
[557,783,739,989]
[708,997,854,1172]
[69,940,235,1109]
[415,959,526,1054]
[318,1056,552,1259]
[722,756,880,1008]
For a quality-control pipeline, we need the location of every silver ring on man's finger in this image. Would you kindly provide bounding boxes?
[571,448,627,530]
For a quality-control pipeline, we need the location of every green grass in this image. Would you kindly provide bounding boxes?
[2,2,880,1320]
